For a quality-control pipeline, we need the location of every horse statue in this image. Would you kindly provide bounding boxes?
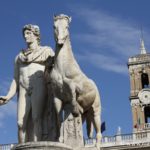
[46,14,102,145]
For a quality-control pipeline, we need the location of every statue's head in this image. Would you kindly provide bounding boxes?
[53,14,71,45]
[23,24,40,45]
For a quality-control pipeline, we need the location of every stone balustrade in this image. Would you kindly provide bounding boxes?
[85,129,150,148]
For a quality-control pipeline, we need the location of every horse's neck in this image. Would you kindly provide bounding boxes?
[55,37,74,62]
[54,37,77,73]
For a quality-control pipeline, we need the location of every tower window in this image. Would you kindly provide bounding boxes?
[141,73,149,88]
[144,106,150,123]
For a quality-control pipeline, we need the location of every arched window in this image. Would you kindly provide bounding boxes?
[141,73,149,88]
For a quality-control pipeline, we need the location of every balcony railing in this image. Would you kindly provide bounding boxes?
[136,122,150,131]
[85,130,150,148]
[0,144,15,150]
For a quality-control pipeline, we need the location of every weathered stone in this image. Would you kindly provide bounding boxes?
[63,112,84,148]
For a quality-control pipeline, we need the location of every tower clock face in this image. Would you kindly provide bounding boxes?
[138,89,150,105]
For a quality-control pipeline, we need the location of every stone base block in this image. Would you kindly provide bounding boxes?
[13,141,73,150]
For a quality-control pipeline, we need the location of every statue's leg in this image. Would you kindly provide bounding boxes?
[54,97,63,141]
[63,78,79,116]
[31,87,46,142]
[17,88,31,143]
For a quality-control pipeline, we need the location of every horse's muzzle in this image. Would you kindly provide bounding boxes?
[57,39,65,45]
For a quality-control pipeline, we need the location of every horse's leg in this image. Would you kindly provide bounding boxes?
[86,111,94,139]
[64,78,79,117]
[91,89,102,148]
[82,113,86,124]
[93,113,101,139]
[54,97,63,140]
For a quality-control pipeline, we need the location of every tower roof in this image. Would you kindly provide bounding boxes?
[128,36,149,66]
[140,38,147,54]
[128,53,150,66]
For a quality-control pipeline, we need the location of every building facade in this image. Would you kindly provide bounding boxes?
[128,39,150,131]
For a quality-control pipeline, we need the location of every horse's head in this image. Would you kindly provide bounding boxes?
[54,14,71,46]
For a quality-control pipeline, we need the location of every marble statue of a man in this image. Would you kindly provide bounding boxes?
[0,24,54,143]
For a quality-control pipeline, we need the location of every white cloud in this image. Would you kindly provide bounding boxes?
[0,78,11,94]
[77,52,127,75]
[69,5,150,75]
[0,101,17,117]
[0,113,5,127]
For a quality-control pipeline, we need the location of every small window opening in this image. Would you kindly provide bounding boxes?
[144,106,150,123]
[141,73,149,88]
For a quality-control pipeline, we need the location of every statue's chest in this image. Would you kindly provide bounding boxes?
[19,63,45,76]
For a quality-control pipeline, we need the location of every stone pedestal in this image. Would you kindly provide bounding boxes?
[13,141,73,150]
[58,103,84,150]
[13,142,99,150]
[63,113,84,149]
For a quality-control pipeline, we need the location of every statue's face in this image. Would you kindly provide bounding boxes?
[54,18,69,45]
[24,29,37,44]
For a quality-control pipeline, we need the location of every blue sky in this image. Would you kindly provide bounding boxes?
[1,0,150,144]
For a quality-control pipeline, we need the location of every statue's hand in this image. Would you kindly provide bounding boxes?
[0,96,8,105]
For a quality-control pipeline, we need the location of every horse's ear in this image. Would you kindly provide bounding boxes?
[68,16,72,23]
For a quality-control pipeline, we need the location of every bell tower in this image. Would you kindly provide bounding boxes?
[128,38,150,131]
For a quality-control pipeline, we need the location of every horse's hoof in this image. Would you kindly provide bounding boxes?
[72,108,80,117]
[72,112,79,117]
[96,133,101,149]
[96,142,100,150]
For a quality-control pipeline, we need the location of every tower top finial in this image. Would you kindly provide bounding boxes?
[140,28,147,54]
